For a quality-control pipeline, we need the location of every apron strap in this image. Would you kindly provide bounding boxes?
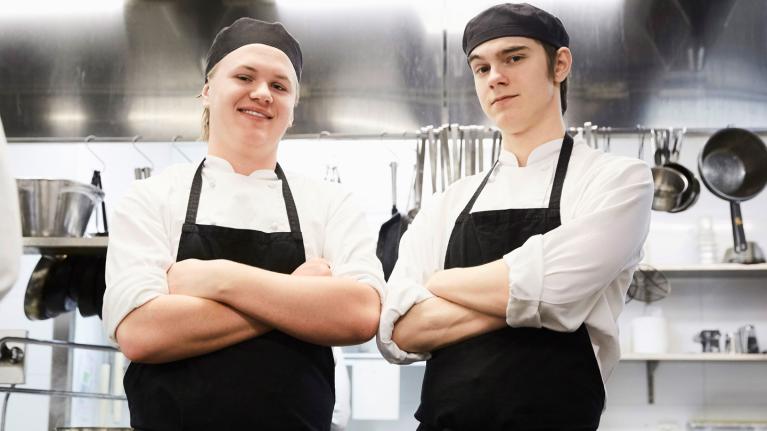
[547,133,574,210]
[184,159,206,224]
[458,133,575,218]
[274,163,303,236]
[184,159,303,236]
[458,160,499,219]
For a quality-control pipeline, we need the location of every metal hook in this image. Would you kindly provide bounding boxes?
[83,135,106,172]
[170,135,192,162]
[131,135,154,169]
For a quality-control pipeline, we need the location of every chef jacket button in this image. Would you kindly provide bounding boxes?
[209,180,216,188]
[270,223,280,230]
[268,182,278,189]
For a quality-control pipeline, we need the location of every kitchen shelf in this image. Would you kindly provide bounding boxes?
[22,236,108,255]
[653,264,767,278]
[622,353,767,361]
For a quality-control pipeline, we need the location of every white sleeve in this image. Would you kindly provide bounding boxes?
[103,179,174,343]
[0,118,21,299]
[322,189,386,302]
[331,347,350,431]
[503,159,653,331]
[377,196,444,363]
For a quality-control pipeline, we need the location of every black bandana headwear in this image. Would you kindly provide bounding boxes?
[204,17,303,82]
[462,3,569,56]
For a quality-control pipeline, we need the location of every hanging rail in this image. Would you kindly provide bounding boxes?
[7,126,767,144]
[0,336,125,401]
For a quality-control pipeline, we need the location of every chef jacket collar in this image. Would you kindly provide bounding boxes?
[498,136,565,168]
[204,154,278,180]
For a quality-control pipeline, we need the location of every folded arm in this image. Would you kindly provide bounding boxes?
[428,160,653,330]
[116,295,271,363]
[392,296,506,353]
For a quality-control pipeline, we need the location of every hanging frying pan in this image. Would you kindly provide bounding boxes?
[698,128,767,254]
[377,162,409,281]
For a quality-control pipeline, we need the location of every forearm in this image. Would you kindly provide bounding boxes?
[428,260,509,318]
[116,294,271,364]
[218,262,381,346]
[392,297,506,353]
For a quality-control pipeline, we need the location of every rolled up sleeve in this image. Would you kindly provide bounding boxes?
[504,159,653,331]
[322,189,386,302]
[103,180,174,343]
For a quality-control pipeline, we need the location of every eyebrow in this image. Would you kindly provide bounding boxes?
[468,45,530,65]
[239,65,291,83]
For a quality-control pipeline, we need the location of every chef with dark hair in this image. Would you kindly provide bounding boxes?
[104,18,383,431]
[378,4,653,430]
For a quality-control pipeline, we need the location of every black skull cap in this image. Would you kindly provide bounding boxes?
[463,3,569,56]
[205,17,303,82]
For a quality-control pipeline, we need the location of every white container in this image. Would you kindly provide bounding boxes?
[632,313,668,354]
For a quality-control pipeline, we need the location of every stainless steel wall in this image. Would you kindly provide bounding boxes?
[1,0,766,138]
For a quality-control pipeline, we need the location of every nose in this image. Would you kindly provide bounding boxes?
[249,80,273,104]
[487,66,508,89]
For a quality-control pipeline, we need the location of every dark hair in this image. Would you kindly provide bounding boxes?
[541,42,568,114]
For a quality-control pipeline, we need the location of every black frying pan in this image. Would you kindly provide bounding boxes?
[377,162,410,281]
[698,128,767,253]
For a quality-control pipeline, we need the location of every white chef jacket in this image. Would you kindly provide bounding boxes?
[0,116,22,299]
[382,137,653,382]
[104,155,385,343]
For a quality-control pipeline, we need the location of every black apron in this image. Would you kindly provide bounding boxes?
[123,160,335,431]
[415,134,605,431]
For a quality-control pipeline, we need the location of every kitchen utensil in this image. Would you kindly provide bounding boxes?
[90,170,108,236]
[16,179,104,237]
[626,265,670,304]
[439,126,450,191]
[450,124,461,184]
[24,255,75,320]
[693,329,721,353]
[491,130,502,163]
[376,162,409,281]
[477,128,485,172]
[465,127,476,176]
[737,324,759,353]
[134,167,152,179]
[650,129,688,211]
[666,128,701,213]
[407,133,426,220]
[426,126,438,193]
[698,127,767,256]
[724,332,739,353]
[723,242,765,264]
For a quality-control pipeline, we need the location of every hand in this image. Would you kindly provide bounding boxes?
[167,258,230,300]
[376,286,434,364]
[292,257,332,277]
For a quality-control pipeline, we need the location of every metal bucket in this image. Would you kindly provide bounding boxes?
[16,179,104,237]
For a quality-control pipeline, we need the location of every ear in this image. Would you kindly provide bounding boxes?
[554,47,572,84]
[200,83,211,108]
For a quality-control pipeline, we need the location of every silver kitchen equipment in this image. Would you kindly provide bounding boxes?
[737,324,759,353]
[694,329,722,353]
[626,265,670,304]
[698,127,767,259]
[651,129,688,212]
[16,179,104,237]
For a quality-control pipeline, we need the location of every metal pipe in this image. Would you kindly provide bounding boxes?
[0,336,119,353]
[7,127,767,145]
[0,386,126,401]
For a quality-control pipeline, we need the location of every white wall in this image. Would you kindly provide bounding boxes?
[2,134,766,430]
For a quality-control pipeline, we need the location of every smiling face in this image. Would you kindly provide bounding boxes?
[201,43,298,159]
[469,36,569,135]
